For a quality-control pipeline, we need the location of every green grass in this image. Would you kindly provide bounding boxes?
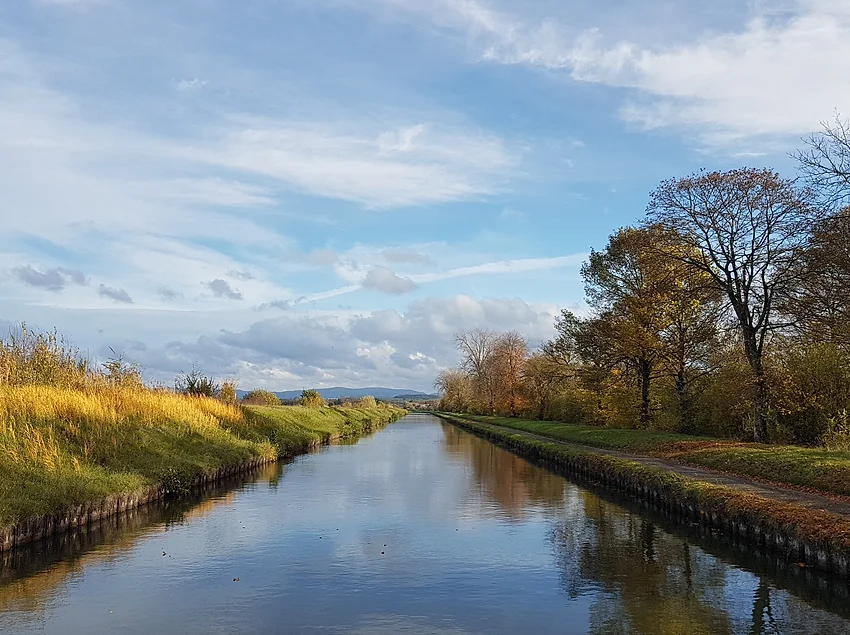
[442,413,850,498]
[239,404,407,455]
[453,414,714,452]
[0,388,405,528]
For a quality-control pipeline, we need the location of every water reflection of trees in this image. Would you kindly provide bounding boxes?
[551,489,850,634]
[441,423,566,520]
[554,490,732,634]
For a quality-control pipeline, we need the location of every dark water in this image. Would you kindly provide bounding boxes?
[2,414,850,634]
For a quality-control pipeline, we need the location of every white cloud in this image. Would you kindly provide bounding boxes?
[118,294,560,390]
[412,255,584,284]
[361,0,850,148]
[377,123,428,153]
[191,118,515,209]
[362,266,418,295]
[175,78,208,92]
[140,178,275,208]
[0,36,520,317]
[293,253,584,304]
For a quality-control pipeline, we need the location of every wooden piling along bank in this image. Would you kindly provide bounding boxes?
[437,414,850,580]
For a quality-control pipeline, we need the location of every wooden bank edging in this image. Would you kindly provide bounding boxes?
[0,415,398,555]
[436,413,850,580]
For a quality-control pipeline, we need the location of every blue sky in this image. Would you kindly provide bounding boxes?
[2,0,848,391]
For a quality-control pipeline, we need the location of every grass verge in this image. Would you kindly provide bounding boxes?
[438,413,850,571]
[443,413,850,498]
[0,384,405,528]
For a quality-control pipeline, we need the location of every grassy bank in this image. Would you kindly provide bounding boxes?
[0,384,405,529]
[442,413,850,498]
[438,414,850,572]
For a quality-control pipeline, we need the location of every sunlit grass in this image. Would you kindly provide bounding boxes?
[0,385,404,527]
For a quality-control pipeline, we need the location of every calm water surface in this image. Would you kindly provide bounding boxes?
[2,414,850,634]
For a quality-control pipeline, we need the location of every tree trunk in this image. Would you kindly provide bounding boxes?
[676,370,690,433]
[639,359,652,427]
[742,328,769,443]
[753,369,769,443]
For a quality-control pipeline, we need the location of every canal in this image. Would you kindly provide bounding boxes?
[2,414,850,634]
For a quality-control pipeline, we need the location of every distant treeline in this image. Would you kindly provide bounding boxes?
[437,114,850,447]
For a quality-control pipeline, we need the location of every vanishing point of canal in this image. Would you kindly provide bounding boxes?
[2,414,850,634]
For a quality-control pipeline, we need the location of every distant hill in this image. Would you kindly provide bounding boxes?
[393,393,440,401]
[236,387,434,401]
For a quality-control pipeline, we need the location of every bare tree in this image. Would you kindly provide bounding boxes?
[454,328,498,414]
[647,168,821,442]
[434,368,473,412]
[794,112,850,209]
[492,331,528,417]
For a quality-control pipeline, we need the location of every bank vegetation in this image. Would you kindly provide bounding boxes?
[0,326,404,530]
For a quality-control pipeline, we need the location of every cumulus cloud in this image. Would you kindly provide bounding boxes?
[98,284,133,304]
[350,295,558,353]
[12,265,87,291]
[111,295,558,390]
[362,266,418,295]
[205,279,244,300]
[157,287,181,302]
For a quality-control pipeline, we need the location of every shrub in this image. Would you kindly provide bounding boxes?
[0,323,92,389]
[220,381,238,406]
[101,348,144,389]
[356,395,377,409]
[300,389,325,408]
[821,410,850,452]
[175,365,220,397]
[772,342,850,445]
[241,389,281,406]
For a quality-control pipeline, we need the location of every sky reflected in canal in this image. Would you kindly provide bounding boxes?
[2,415,849,634]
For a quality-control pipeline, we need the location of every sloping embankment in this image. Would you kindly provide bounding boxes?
[437,413,850,579]
[0,404,405,553]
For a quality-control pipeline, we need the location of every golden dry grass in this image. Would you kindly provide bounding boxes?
[0,384,404,527]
